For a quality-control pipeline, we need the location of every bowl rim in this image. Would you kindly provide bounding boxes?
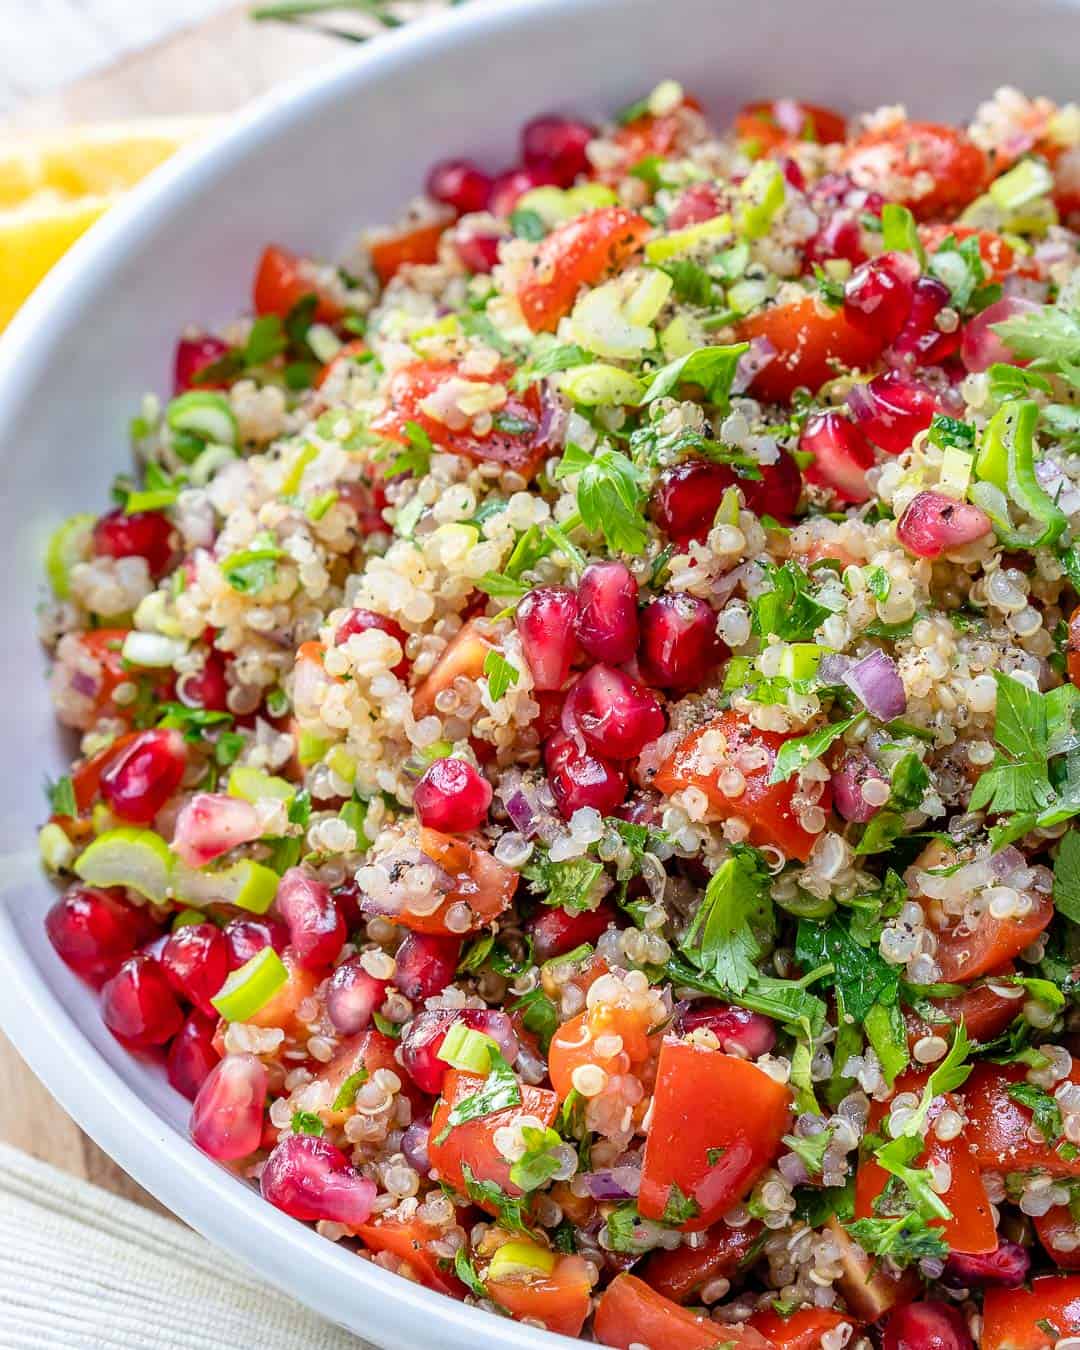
[0,1,595,1344]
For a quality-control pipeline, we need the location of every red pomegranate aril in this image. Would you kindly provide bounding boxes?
[744,450,802,521]
[529,901,617,962]
[575,560,639,663]
[544,731,627,818]
[190,1053,268,1160]
[454,229,502,274]
[961,294,1040,373]
[780,156,806,191]
[680,1002,777,1059]
[45,885,156,985]
[882,1301,973,1350]
[261,1134,377,1226]
[331,878,363,930]
[897,491,992,559]
[489,165,558,218]
[412,756,493,832]
[637,593,722,690]
[177,651,229,711]
[275,868,346,971]
[223,915,288,970]
[174,335,230,394]
[843,250,918,342]
[393,931,462,1001]
[667,182,724,229]
[401,1117,432,1174]
[92,507,175,578]
[944,1242,1030,1289]
[425,158,493,215]
[651,459,730,546]
[325,957,387,1036]
[516,585,580,690]
[99,727,187,825]
[804,210,865,268]
[160,922,229,1016]
[334,607,410,678]
[101,954,184,1046]
[562,665,665,760]
[167,1010,220,1101]
[800,410,876,505]
[892,275,961,367]
[847,369,937,455]
[521,115,594,186]
[400,1009,519,1095]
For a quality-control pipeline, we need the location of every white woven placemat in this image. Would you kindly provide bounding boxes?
[0,1142,367,1349]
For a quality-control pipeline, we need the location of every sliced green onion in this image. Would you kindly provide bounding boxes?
[188,444,237,488]
[487,1241,556,1281]
[938,445,974,501]
[989,158,1055,212]
[726,277,773,315]
[121,631,188,667]
[558,362,645,406]
[436,1022,498,1073]
[279,443,319,497]
[298,729,332,767]
[778,643,825,681]
[659,314,697,360]
[171,907,207,931]
[623,270,673,326]
[211,946,288,1021]
[973,399,1066,549]
[45,513,95,599]
[566,280,657,361]
[325,745,357,784]
[735,160,785,240]
[645,213,732,263]
[564,183,618,213]
[716,485,741,526]
[166,391,238,449]
[173,858,279,914]
[227,765,296,803]
[307,324,342,364]
[516,186,574,227]
[74,827,173,903]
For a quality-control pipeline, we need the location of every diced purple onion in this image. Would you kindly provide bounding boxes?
[990,845,1026,879]
[582,1170,636,1201]
[732,337,776,394]
[831,751,888,823]
[504,787,538,837]
[818,653,855,686]
[842,649,907,721]
[401,1118,432,1175]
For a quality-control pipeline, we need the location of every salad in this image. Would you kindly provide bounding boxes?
[37,81,1080,1349]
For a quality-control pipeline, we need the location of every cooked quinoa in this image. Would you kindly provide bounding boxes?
[36,82,1080,1350]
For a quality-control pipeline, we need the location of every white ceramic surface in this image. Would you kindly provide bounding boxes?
[1,0,1079,1343]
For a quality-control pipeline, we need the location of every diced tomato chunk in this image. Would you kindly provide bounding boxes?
[1036,1207,1080,1271]
[547,1003,658,1104]
[307,1029,421,1124]
[737,295,884,402]
[354,1216,468,1297]
[735,100,846,151]
[918,888,1053,982]
[842,121,989,220]
[965,1061,1080,1176]
[387,828,518,937]
[370,216,452,286]
[747,1306,859,1350]
[485,1254,594,1338]
[983,1275,1080,1349]
[595,1274,771,1350]
[904,973,1021,1050]
[412,618,495,719]
[254,244,344,323]
[640,1221,762,1302]
[517,206,650,332]
[246,951,321,1042]
[918,223,1039,284]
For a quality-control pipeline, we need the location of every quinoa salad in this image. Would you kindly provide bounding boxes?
[35,82,1080,1350]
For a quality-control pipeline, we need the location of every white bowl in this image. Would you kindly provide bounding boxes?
[1,0,1078,1343]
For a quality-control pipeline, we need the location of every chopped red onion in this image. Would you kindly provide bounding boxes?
[504,786,538,837]
[989,845,1026,880]
[582,1170,636,1201]
[732,337,776,394]
[842,649,907,721]
[831,751,888,823]
[818,653,855,685]
[401,1118,432,1175]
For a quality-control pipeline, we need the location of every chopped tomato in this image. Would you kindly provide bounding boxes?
[247,951,321,1042]
[392,828,518,937]
[369,216,452,286]
[65,629,174,730]
[600,97,701,182]
[1036,1207,1080,1271]
[826,1217,920,1320]
[485,1254,594,1338]
[1068,605,1080,689]
[371,360,550,479]
[640,1221,762,1303]
[747,1306,858,1349]
[517,206,651,332]
[904,973,1021,1050]
[736,295,884,402]
[855,1076,996,1255]
[983,1274,1080,1349]
[918,889,1053,982]
[547,1003,658,1103]
[314,338,367,390]
[655,710,830,863]
[253,244,344,323]
[918,224,1039,284]
[965,1061,1080,1176]
[735,100,846,151]
[412,619,496,719]
[595,1274,771,1350]
[428,1067,558,1202]
[309,1029,421,1124]
[70,731,138,814]
[638,1040,791,1231]
[354,1216,468,1298]
[842,122,990,220]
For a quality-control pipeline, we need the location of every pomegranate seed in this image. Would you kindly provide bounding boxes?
[335,480,388,536]
[521,115,594,186]
[167,1010,220,1100]
[529,900,617,962]
[846,369,937,455]
[401,1117,432,1174]
[667,183,723,229]
[489,165,558,218]
[780,156,806,191]
[882,1302,973,1350]
[393,932,462,1001]
[45,885,157,985]
[334,607,409,678]
[805,210,865,269]
[101,954,184,1046]
[531,689,565,743]
[516,586,580,690]
[679,1002,776,1058]
[563,665,665,760]
[261,1134,377,1226]
[800,410,875,505]
[174,335,229,394]
[961,295,1040,373]
[325,956,387,1036]
[412,757,492,832]
[172,792,262,869]
[897,491,992,558]
[454,229,502,274]
[651,459,731,547]
[92,508,175,578]
[331,879,363,930]
[275,869,346,971]
[99,727,187,825]
[190,1053,268,1160]
[575,561,639,663]
[843,250,918,342]
[944,1242,1030,1289]
[177,651,229,711]
[400,1009,519,1095]
[637,594,722,690]
[223,916,287,970]
[544,731,627,818]
[743,451,803,521]
[425,158,492,215]
[160,922,229,1016]
[892,275,962,367]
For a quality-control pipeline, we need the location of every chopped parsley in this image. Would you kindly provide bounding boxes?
[639,342,748,410]
[661,1182,700,1225]
[555,442,649,555]
[769,717,857,785]
[846,1212,949,1267]
[45,775,76,818]
[331,1068,369,1112]
[678,845,774,995]
[435,1048,522,1145]
[483,648,520,702]
[291,1110,325,1137]
[751,561,841,641]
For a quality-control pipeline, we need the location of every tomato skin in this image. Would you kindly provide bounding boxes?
[918,224,1039,284]
[1036,1207,1080,1270]
[245,951,321,1042]
[965,1061,1080,1176]
[904,974,1021,1050]
[386,828,518,937]
[638,1040,791,1231]
[254,244,343,323]
[983,1274,1080,1349]
[735,100,846,151]
[736,295,884,402]
[485,1254,594,1337]
[1068,606,1080,690]
[920,888,1053,982]
[370,217,451,286]
[70,731,139,814]
[428,1068,558,1203]
[308,1029,421,1124]
[371,360,550,479]
[843,122,989,220]
[547,1002,658,1103]
[517,206,651,332]
[595,1274,771,1350]
[747,1307,858,1349]
[655,710,828,863]
[640,1221,762,1302]
[354,1216,468,1297]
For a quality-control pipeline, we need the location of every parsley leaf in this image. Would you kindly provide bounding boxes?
[640,343,748,410]
[483,648,520,702]
[291,1110,325,1136]
[993,303,1080,367]
[969,672,1055,815]
[1055,830,1080,925]
[511,344,591,391]
[751,561,840,641]
[881,203,927,268]
[220,534,286,595]
[554,442,649,554]
[1007,1081,1066,1145]
[782,1128,832,1176]
[678,846,774,995]
[460,1164,535,1236]
[661,1183,700,1225]
[769,717,857,785]
[436,1048,522,1143]
[524,851,606,914]
[658,259,717,307]
[45,775,76,818]
[510,986,558,1054]
[387,420,433,479]
[846,1212,949,1267]
[453,1247,490,1301]
[509,1124,567,1192]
